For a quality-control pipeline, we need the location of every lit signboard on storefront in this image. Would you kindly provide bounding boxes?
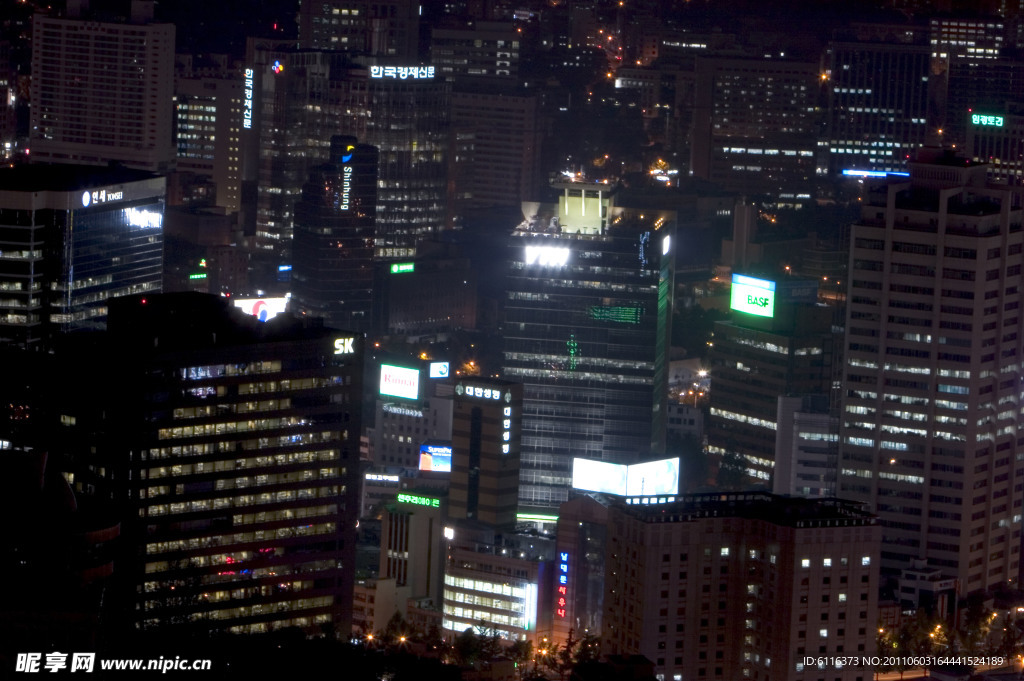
[243,68,254,130]
[524,245,570,267]
[971,113,1004,127]
[233,297,288,322]
[419,443,452,472]
[370,65,435,80]
[397,492,441,508]
[380,364,420,400]
[730,273,776,318]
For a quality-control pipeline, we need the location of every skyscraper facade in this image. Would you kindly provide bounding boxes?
[839,149,1024,591]
[29,2,175,172]
[449,377,522,529]
[248,43,451,276]
[297,0,420,59]
[823,40,932,177]
[556,493,880,681]
[706,282,838,486]
[503,184,674,513]
[0,164,164,348]
[59,293,364,635]
[291,136,379,334]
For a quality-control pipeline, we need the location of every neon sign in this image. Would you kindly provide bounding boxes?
[81,188,124,207]
[397,492,440,508]
[390,262,415,274]
[243,68,254,130]
[971,113,1004,127]
[334,337,355,355]
[370,65,435,80]
[341,164,352,210]
[556,551,569,618]
[730,273,776,318]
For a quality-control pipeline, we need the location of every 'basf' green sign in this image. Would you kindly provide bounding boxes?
[730,274,776,318]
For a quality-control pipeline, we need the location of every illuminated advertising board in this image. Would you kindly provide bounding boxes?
[571,458,628,496]
[419,443,453,472]
[524,245,570,267]
[233,297,289,322]
[81,187,124,207]
[555,552,569,619]
[390,262,415,274]
[429,362,449,378]
[625,457,680,496]
[243,68,254,130]
[971,113,1004,127]
[572,456,681,497]
[370,65,435,80]
[380,364,420,400]
[730,273,776,318]
[397,492,440,508]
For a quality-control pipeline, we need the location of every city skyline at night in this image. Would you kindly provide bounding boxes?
[3,0,1024,679]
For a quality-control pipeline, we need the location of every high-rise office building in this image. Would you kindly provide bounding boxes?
[431,21,521,83]
[555,493,880,681]
[174,58,245,213]
[58,293,364,635]
[690,56,819,205]
[0,164,164,349]
[823,39,932,177]
[297,0,420,60]
[247,43,451,278]
[839,148,1024,592]
[29,1,175,172]
[450,86,543,212]
[449,378,522,530]
[503,183,674,513]
[706,276,839,486]
[291,136,379,334]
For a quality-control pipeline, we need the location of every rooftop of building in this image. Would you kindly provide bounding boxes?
[0,164,159,193]
[607,491,877,528]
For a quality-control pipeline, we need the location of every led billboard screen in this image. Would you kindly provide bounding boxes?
[429,362,450,378]
[233,297,289,322]
[419,443,453,472]
[572,456,681,497]
[380,364,420,400]
[625,457,680,496]
[730,274,776,318]
[571,458,628,496]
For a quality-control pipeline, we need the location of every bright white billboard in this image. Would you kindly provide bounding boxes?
[571,458,628,496]
[234,297,288,322]
[571,456,680,497]
[626,457,680,496]
[380,364,420,400]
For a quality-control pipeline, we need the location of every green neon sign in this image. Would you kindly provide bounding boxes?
[397,492,440,508]
[971,113,1004,127]
[730,273,776,318]
[189,273,208,280]
[516,513,559,522]
[590,306,642,324]
[390,262,415,274]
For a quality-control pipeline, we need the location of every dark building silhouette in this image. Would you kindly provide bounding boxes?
[56,293,363,636]
[291,136,379,334]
